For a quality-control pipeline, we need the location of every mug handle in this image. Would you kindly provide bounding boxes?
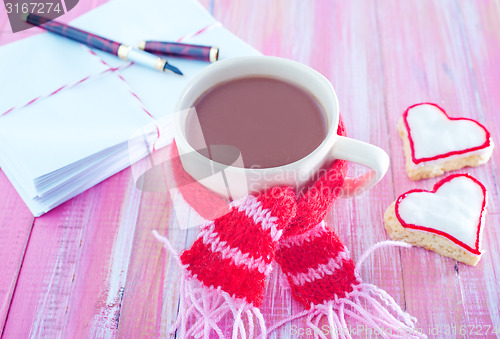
[329,136,390,197]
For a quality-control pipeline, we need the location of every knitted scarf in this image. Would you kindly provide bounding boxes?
[154,121,425,339]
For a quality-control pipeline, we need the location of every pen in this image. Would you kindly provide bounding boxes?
[23,13,183,75]
[138,41,219,63]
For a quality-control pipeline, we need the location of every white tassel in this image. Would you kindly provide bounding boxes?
[174,274,266,338]
[267,283,425,339]
[153,230,266,339]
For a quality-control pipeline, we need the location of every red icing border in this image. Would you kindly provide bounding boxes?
[394,173,487,255]
[403,103,491,164]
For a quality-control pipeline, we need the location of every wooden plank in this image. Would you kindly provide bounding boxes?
[2,169,135,338]
[116,144,206,338]
[377,0,500,337]
[453,0,500,334]
[115,164,175,338]
[376,0,470,335]
[0,171,34,336]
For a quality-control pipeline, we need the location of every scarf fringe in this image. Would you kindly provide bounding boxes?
[268,282,426,339]
[171,272,267,339]
[153,231,266,339]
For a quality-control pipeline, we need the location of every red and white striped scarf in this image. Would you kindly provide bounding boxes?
[155,122,425,338]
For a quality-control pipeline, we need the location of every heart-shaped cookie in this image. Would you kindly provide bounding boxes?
[398,103,494,180]
[384,173,487,265]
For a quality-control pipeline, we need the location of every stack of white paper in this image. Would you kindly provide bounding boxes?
[0,0,259,216]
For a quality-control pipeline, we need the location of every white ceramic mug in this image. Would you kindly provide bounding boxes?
[174,56,389,199]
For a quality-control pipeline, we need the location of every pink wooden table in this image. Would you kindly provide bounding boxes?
[1,0,500,338]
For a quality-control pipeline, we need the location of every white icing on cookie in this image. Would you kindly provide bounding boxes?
[406,104,489,161]
[397,175,485,251]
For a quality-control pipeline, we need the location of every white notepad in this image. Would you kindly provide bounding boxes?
[0,0,260,216]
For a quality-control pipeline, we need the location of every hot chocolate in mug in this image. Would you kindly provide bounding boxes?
[174,56,389,199]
